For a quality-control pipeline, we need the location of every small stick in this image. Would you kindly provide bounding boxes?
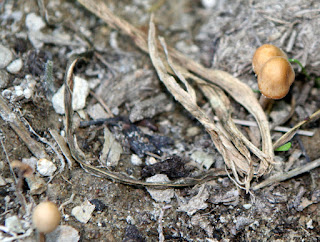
[89,90,114,117]
[253,157,320,190]
[0,96,48,159]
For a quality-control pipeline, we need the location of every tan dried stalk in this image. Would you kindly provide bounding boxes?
[77,0,275,189]
[150,21,262,189]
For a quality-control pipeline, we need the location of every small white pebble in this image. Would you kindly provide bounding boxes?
[23,88,33,99]
[0,175,6,186]
[37,158,57,176]
[25,13,46,32]
[6,58,23,74]
[131,154,142,166]
[71,200,95,224]
[145,156,157,166]
[243,204,252,210]
[46,225,80,242]
[306,219,313,229]
[220,216,226,223]
[52,76,90,114]
[201,0,217,8]
[0,45,13,68]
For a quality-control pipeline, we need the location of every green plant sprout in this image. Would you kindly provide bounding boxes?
[275,142,292,151]
[315,77,320,88]
[288,58,310,80]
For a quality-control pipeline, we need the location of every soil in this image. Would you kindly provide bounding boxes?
[0,0,319,241]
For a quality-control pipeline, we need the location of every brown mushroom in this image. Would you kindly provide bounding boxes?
[252,44,287,76]
[258,56,295,100]
[252,44,295,109]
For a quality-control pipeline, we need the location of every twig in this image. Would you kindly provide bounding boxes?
[49,129,75,169]
[253,157,320,190]
[273,109,320,149]
[158,205,171,242]
[0,134,17,184]
[229,118,314,136]
[1,228,33,242]
[59,193,75,216]
[89,90,114,117]
[20,117,67,173]
[0,95,48,159]
[79,116,314,137]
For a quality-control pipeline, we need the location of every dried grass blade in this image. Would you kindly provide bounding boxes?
[159,38,268,184]
[77,0,273,167]
[149,17,252,187]
[253,157,320,190]
[273,109,320,149]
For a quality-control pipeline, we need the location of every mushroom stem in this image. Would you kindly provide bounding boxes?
[259,95,272,110]
[38,232,45,242]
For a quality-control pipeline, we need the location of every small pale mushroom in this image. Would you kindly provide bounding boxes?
[32,201,61,242]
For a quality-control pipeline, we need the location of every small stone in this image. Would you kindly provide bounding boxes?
[235,217,254,231]
[311,190,320,203]
[0,175,6,186]
[123,225,145,242]
[26,175,47,195]
[52,76,90,114]
[186,126,201,137]
[46,225,80,242]
[201,0,217,8]
[89,199,106,212]
[190,151,215,169]
[131,154,142,166]
[14,85,23,97]
[5,216,25,234]
[100,127,123,167]
[0,45,13,69]
[296,197,313,211]
[25,13,46,32]
[0,70,9,88]
[71,200,95,223]
[146,174,174,203]
[306,219,313,229]
[145,156,157,166]
[6,58,23,74]
[126,215,135,225]
[243,204,252,210]
[37,158,57,177]
[22,157,37,171]
[129,93,172,122]
[87,103,109,120]
[24,88,33,99]
[177,185,209,216]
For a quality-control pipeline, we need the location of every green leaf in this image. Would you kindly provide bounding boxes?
[275,142,292,151]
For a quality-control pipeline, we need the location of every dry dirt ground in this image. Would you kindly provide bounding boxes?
[0,0,320,241]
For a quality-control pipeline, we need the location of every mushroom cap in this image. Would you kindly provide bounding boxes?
[32,201,61,234]
[252,44,287,75]
[258,56,295,99]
